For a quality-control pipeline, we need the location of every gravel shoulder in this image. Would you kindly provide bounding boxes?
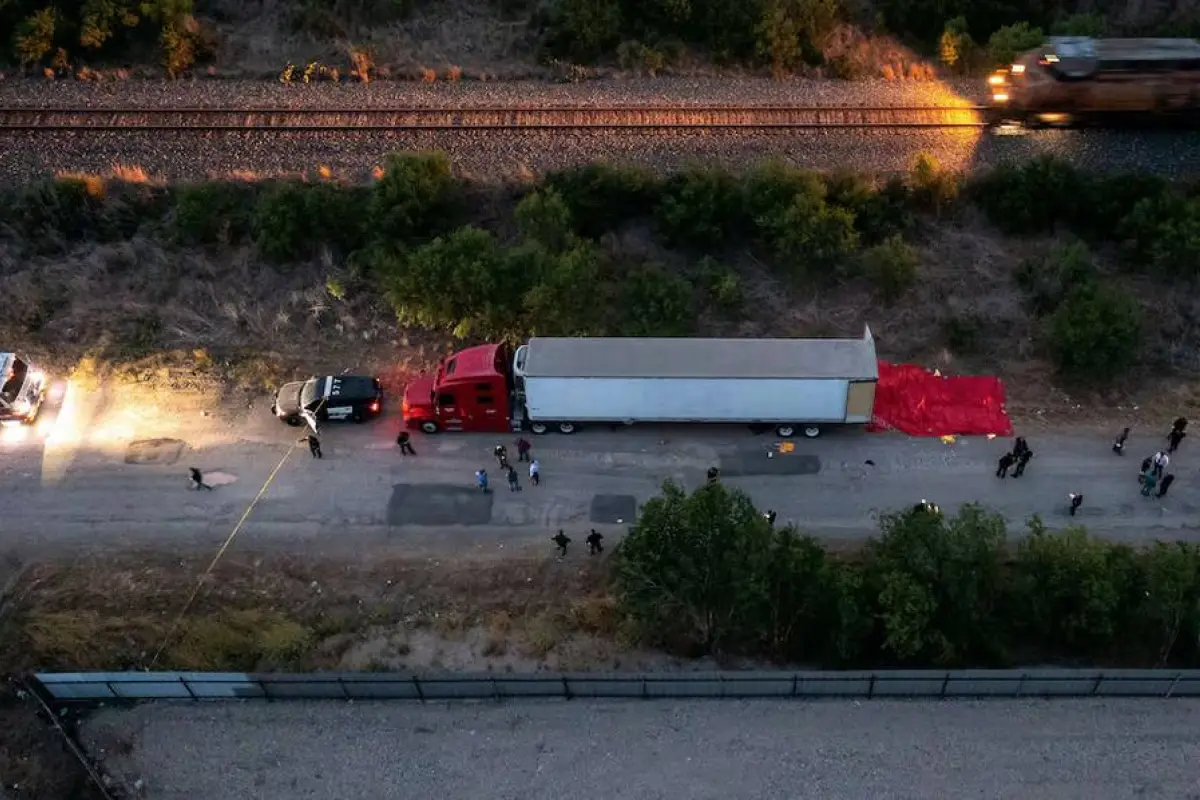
[82,698,1200,799]
[0,76,987,108]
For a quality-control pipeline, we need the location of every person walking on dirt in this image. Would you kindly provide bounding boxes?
[996,452,1015,478]
[1173,417,1188,435]
[586,529,604,555]
[515,437,532,462]
[189,467,213,491]
[506,464,521,492]
[1168,428,1187,453]
[396,431,416,456]
[1068,493,1083,516]
[304,433,322,459]
[475,469,490,493]
[529,459,540,486]
[494,444,508,469]
[552,530,571,557]
[1157,473,1176,499]
[1113,427,1130,456]
[1012,448,1033,478]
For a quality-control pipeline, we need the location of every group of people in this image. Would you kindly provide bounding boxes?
[1131,417,1187,499]
[995,437,1033,479]
[475,439,541,494]
[551,529,605,557]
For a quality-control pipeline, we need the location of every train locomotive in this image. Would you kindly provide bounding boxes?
[986,37,1200,126]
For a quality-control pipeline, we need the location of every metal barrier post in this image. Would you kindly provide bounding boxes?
[940,673,950,697]
[561,676,573,700]
[791,674,798,697]
[180,676,197,701]
[868,674,876,699]
[1166,673,1182,698]
[336,677,349,700]
[1092,674,1104,696]
[412,676,425,703]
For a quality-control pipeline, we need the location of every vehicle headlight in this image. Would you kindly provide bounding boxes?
[988,74,1005,86]
[13,399,31,414]
[992,93,1009,103]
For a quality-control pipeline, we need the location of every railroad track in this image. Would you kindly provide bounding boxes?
[0,105,987,131]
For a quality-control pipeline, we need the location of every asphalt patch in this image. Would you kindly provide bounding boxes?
[125,438,185,466]
[720,453,821,477]
[387,484,493,526]
[590,494,637,524]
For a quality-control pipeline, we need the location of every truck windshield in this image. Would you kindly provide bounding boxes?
[1,357,29,403]
[300,378,322,409]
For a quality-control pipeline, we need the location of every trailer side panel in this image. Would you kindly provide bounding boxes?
[846,380,876,424]
[524,377,849,423]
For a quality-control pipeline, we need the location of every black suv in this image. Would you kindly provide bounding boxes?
[271,375,383,427]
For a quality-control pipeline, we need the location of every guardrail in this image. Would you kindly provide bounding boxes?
[30,669,1200,703]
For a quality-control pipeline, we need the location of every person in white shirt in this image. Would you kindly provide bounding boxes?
[1153,451,1169,478]
[529,459,540,486]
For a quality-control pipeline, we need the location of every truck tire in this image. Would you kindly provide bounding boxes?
[775,425,796,438]
[803,425,821,438]
[284,415,303,427]
[419,421,439,434]
[557,422,577,434]
[530,422,549,435]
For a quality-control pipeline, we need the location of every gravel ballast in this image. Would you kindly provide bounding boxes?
[83,698,1200,799]
[2,127,1198,183]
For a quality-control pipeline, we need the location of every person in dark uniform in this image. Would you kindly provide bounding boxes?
[189,467,213,491]
[552,530,571,557]
[494,444,509,469]
[706,466,720,484]
[305,433,322,459]
[586,530,604,555]
[1112,427,1130,455]
[1157,474,1176,499]
[1068,493,1083,516]
[1167,428,1186,453]
[515,437,532,462]
[763,510,777,526]
[397,431,416,455]
[1013,437,1029,458]
[1011,448,1033,478]
[996,452,1015,478]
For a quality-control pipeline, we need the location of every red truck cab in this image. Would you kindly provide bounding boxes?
[401,343,513,433]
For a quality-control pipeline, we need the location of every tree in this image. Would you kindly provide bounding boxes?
[516,187,574,252]
[757,193,859,281]
[368,151,459,244]
[540,0,623,62]
[656,166,744,249]
[521,240,610,335]
[1049,281,1141,380]
[1011,521,1125,655]
[14,8,58,65]
[986,22,1043,68]
[615,264,695,335]
[1014,241,1096,317]
[909,153,959,218]
[938,16,975,73]
[863,504,1007,665]
[1138,542,1200,665]
[861,235,919,304]
[613,480,776,654]
[543,163,660,239]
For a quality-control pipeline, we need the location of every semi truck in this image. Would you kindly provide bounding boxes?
[400,329,878,438]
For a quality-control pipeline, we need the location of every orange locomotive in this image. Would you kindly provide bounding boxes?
[986,37,1200,126]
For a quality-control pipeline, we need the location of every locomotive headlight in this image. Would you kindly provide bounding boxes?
[992,93,1009,103]
[988,74,1005,86]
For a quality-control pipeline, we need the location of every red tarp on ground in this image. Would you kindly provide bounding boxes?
[868,361,1013,437]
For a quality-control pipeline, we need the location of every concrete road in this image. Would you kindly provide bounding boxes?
[0,381,1196,558]
[82,698,1200,800]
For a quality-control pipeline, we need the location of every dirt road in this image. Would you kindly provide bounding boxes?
[1,379,1195,562]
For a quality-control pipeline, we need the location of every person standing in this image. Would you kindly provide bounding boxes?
[304,433,322,459]
[475,469,489,493]
[396,431,416,456]
[552,530,571,557]
[707,466,720,484]
[529,459,540,486]
[1068,493,1083,516]
[1153,450,1169,479]
[1011,448,1033,478]
[506,465,521,492]
[189,467,214,491]
[1167,428,1187,453]
[1113,427,1130,456]
[1013,437,1029,458]
[494,444,508,469]
[515,437,532,462]
[1157,474,1176,499]
[763,510,777,526]
[996,452,1015,478]
[586,529,604,555]
[1142,469,1158,497]
[1173,417,1188,434]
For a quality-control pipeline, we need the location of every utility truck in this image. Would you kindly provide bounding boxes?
[401,329,878,438]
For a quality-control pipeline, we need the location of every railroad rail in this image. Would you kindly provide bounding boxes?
[0,105,988,131]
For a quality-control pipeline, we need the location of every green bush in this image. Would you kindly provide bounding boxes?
[861,235,919,304]
[973,157,1085,235]
[1014,241,1096,317]
[173,182,258,247]
[755,0,839,74]
[1049,280,1141,379]
[656,166,745,249]
[938,15,977,73]
[696,257,746,317]
[368,151,460,245]
[1116,193,1200,279]
[615,264,696,335]
[515,187,574,251]
[1051,12,1106,36]
[909,153,960,218]
[0,178,105,252]
[254,181,370,263]
[539,0,623,62]
[757,193,859,280]
[839,175,914,244]
[985,21,1043,68]
[614,482,1200,668]
[543,163,660,239]
[742,159,825,222]
[521,240,611,335]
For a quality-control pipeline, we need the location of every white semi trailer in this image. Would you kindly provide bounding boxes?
[510,327,878,437]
